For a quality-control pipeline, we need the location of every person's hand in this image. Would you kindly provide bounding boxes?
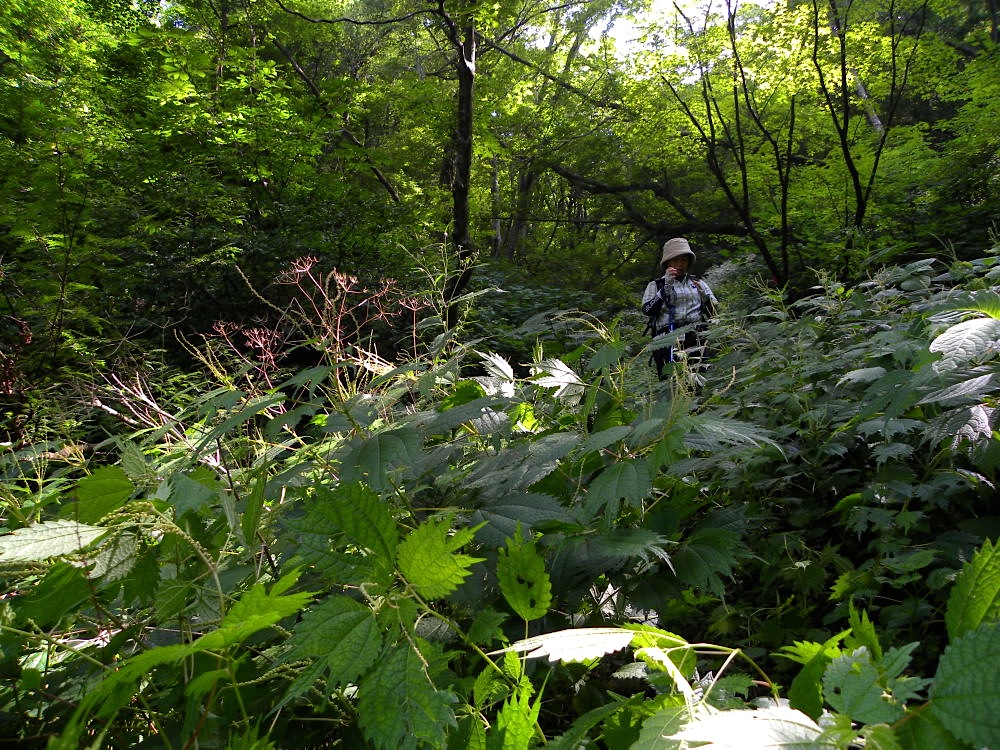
[665,266,677,280]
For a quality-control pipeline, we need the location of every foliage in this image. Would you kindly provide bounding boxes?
[2,244,1000,747]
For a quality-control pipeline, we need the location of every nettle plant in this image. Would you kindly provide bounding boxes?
[1,252,999,748]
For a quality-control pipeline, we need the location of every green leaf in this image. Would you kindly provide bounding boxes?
[780,632,848,720]
[633,698,688,750]
[487,688,541,750]
[0,520,108,562]
[496,532,552,622]
[198,570,311,650]
[316,482,399,565]
[288,595,381,685]
[357,644,457,750]
[161,469,218,519]
[397,521,484,600]
[468,491,574,547]
[438,380,487,410]
[73,466,133,523]
[341,426,421,492]
[929,621,1000,747]
[13,562,91,627]
[672,527,741,597]
[586,458,652,516]
[894,707,968,750]
[945,538,1000,640]
[823,648,905,725]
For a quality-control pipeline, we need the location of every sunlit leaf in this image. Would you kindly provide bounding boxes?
[397,521,484,600]
[491,627,636,662]
[0,520,108,562]
[665,705,829,749]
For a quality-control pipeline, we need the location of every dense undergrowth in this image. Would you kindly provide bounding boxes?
[1,244,1000,749]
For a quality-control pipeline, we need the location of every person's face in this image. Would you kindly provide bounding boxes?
[665,256,690,277]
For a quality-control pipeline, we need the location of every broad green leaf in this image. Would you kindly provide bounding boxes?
[894,707,968,750]
[0,520,108,562]
[945,538,1000,639]
[468,492,574,547]
[496,533,552,622]
[585,458,652,516]
[341,426,421,492]
[632,698,688,750]
[665,705,829,749]
[161,469,218,519]
[492,627,636,662]
[73,466,133,523]
[580,425,633,454]
[672,527,741,597]
[588,341,626,372]
[477,350,515,381]
[919,373,997,405]
[397,521,484,600]
[356,644,457,750]
[288,595,381,686]
[315,482,399,564]
[929,621,1000,747]
[438,379,486,410]
[823,648,904,725]
[13,562,91,627]
[89,531,139,581]
[930,317,1000,365]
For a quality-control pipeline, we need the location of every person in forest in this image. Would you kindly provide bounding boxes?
[641,237,718,380]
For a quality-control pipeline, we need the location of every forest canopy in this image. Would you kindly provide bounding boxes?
[1,0,1000,748]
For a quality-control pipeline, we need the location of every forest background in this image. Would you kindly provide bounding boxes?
[1,0,1000,747]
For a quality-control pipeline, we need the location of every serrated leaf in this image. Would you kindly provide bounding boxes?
[919,373,997,405]
[162,470,218,519]
[356,645,457,750]
[315,482,399,564]
[488,688,541,750]
[468,492,574,547]
[496,533,551,622]
[0,520,108,562]
[945,538,1000,639]
[586,458,651,516]
[491,627,636,662]
[823,648,905,725]
[633,699,688,750]
[580,425,633,454]
[476,350,514,382]
[530,358,585,400]
[780,632,848,720]
[89,531,139,581]
[665,705,829,749]
[341,426,421,492]
[74,466,134,523]
[397,521,484,600]
[198,570,311,650]
[288,595,381,685]
[929,621,1000,747]
[930,317,1000,364]
[672,527,741,596]
[13,562,91,627]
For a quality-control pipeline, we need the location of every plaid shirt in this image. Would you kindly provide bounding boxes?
[642,274,717,333]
